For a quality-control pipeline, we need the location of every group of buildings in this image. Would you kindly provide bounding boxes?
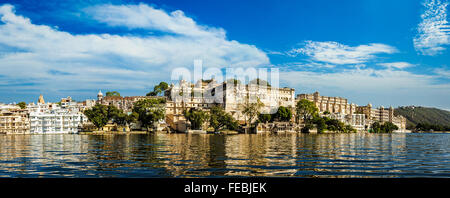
[0,79,407,134]
[163,79,406,133]
[0,91,165,134]
[0,95,90,134]
[164,79,296,132]
[296,92,406,132]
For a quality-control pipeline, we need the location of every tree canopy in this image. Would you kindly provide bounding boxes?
[295,99,318,124]
[132,98,166,129]
[105,91,121,97]
[415,123,450,131]
[83,104,109,129]
[209,106,239,132]
[107,105,137,127]
[370,122,399,133]
[147,82,169,96]
[17,102,26,109]
[184,109,208,130]
[312,116,356,133]
[274,106,292,122]
[258,113,272,123]
[241,97,264,126]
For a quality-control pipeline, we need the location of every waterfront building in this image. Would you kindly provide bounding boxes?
[0,104,29,134]
[356,104,394,123]
[77,99,96,112]
[29,108,82,134]
[217,81,295,123]
[60,96,77,109]
[28,95,84,134]
[96,90,163,112]
[165,79,295,132]
[165,79,219,132]
[296,91,357,115]
[325,113,366,131]
[297,92,407,131]
[296,91,366,131]
[256,122,298,133]
[346,113,366,131]
[356,104,407,131]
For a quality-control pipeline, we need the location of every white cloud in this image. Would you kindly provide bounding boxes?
[287,40,398,65]
[378,62,415,69]
[278,61,336,69]
[84,3,225,38]
[414,0,450,56]
[434,68,450,77]
[0,4,269,95]
[281,68,434,91]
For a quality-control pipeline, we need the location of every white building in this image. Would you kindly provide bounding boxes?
[29,109,82,134]
[28,96,84,134]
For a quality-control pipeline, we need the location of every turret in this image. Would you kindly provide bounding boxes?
[97,90,103,101]
[38,94,45,104]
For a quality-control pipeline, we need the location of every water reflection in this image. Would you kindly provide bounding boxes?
[0,133,448,178]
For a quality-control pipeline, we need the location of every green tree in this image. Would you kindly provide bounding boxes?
[241,97,264,126]
[83,104,109,129]
[370,122,398,133]
[258,113,272,123]
[209,106,239,131]
[274,106,292,122]
[112,111,127,126]
[17,102,26,109]
[127,112,139,125]
[110,109,137,127]
[301,123,314,133]
[371,122,382,133]
[383,122,399,133]
[296,99,319,132]
[184,109,209,130]
[313,116,327,133]
[296,99,318,123]
[105,91,121,97]
[147,82,169,96]
[132,98,166,129]
[415,123,450,131]
[107,105,121,119]
[344,124,357,133]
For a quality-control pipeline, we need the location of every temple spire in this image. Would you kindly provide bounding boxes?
[38,94,45,104]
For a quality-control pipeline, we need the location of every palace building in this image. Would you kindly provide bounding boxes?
[296,91,406,132]
[165,79,296,132]
[96,90,163,113]
[296,91,357,115]
[356,104,407,130]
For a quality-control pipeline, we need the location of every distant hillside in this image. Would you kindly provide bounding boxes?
[394,106,450,129]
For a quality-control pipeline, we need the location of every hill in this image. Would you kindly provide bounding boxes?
[394,106,450,129]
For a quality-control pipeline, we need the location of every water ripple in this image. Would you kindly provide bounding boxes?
[0,133,448,177]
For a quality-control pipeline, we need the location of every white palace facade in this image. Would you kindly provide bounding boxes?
[28,95,86,134]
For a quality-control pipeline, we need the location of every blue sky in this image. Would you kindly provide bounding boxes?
[0,0,449,109]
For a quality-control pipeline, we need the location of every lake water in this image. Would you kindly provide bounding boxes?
[0,133,449,178]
